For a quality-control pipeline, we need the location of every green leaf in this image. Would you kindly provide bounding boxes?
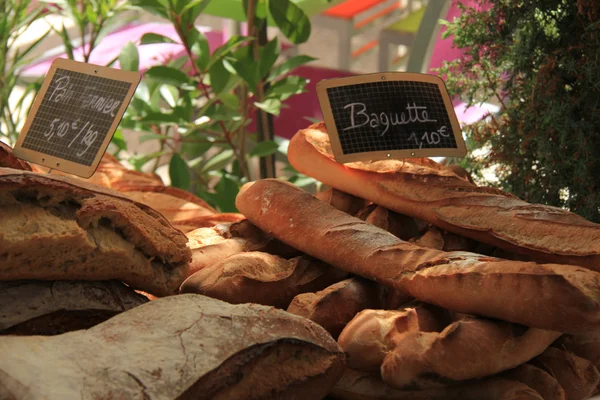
[267,75,308,101]
[139,111,181,124]
[218,92,241,109]
[289,175,319,188]
[254,98,282,116]
[169,153,191,189]
[226,56,259,93]
[213,173,240,212]
[259,37,280,79]
[249,140,279,158]
[208,60,231,94]
[160,85,178,107]
[208,36,254,68]
[130,151,166,170]
[119,42,139,71]
[268,55,316,81]
[189,28,210,70]
[111,129,127,151]
[268,0,311,44]
[145,65,191,86]
[199,149,234,174]
[56,22,75,60]
[130,0,169,19]
[140,33,177,45]
[181,0,210,15]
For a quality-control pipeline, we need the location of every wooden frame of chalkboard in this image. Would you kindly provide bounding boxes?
[316,72,467,163]
[13,58,140,178]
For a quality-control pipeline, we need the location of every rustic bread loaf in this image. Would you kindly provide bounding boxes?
[287,277,380,338]
[501,363,566,400]
[0,280,147,335]
[0,168,191,296]
[331,368,544,400]
[180,252,347,308]
[236,179,600,332]
[186,224,248,275]
[0,141,32,171]
[0,294,346,399]
[316,187,367,216]
[288,123,600,270]
[530,347,600,400]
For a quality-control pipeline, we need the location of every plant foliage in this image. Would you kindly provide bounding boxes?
[440,0,600,222]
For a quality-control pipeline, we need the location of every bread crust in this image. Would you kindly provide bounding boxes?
[235,179,600,332]
[288,123,600,270]
[0,168,191,296]
[0,294,346,399]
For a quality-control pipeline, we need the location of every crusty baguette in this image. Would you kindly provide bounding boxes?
[287,277,380,338]
[0,280,147,335]
[338,305,447,372]
[530,347,600,400]
[356,204,422,241]
[180,252,347,308]
[186,225,248,275]
[236,179,600,332]
[316,188,366,216]
[0,294,346,399]
[501,364,566,400]
[380,315,560,389]
[555,332,600,372]
[0,168,191,296]
[288,123,600,270]
[331,368,544,400]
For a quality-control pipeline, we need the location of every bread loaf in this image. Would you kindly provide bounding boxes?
[501,364,566,400]
[338,305,447,372]
[0,141,32,171]
[0,294,346,399]
[287,277,380,338]
[530,347,600,400]
[331,368,544,400]
[186,224,248,275]
[555,332,600,372]
[236,179,600,332]
[0,280,147,335]
[288,123,600,270]
[356,204,422,241]
[380,315,560,389]
[0,168,191,296]
[316,187,366,216]
[180,252,347,308]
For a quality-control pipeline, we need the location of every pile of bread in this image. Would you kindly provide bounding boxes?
[2,121,600,399]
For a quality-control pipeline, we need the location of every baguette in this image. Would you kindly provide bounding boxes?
[288,123,600,270]
[530,347,600,400]
[555,332,600,371]
[331,368,544,400]
[236,179,600,332]
[0,280,147,335]
[501,364,566,400]
[316,188,366,216]
[380,315,560,389]
[357,204,422,241]
[0,294,346,399]
[180,252,347,308]
[0,168,191,296]
[287,277,380,338]
[0,141,32,171]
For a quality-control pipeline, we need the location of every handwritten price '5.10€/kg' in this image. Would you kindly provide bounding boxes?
[43,118,98,157]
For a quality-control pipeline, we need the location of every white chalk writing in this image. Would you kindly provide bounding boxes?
[342,102,437,136]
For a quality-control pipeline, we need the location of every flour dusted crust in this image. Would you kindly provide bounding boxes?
[288,123,600,270]
[0,294,346,399]
[0,168,191,296]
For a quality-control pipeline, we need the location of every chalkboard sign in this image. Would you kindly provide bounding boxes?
[317,72,466,163]
[13,58,140,177]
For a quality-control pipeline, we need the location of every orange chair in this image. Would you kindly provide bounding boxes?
[315,0,412,70]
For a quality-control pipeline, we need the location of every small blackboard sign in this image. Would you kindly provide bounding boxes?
[316,72,466,163]
[13,58,140,177]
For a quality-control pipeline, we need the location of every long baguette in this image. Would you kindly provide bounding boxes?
[236,179,600,332]
[288,123,600,270]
